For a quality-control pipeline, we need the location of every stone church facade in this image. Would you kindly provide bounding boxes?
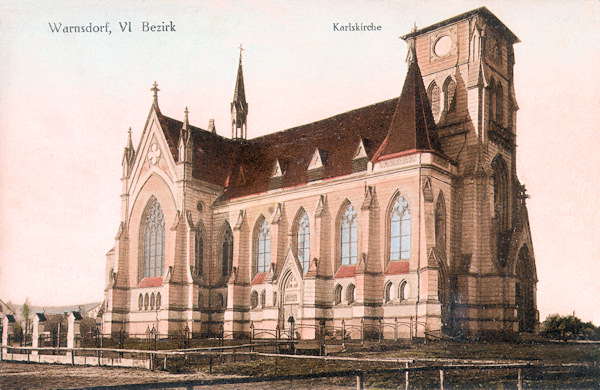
[102,8,538,340]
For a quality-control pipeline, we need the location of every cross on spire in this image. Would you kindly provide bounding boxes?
[151,81,160,99]
[238,44,244,61]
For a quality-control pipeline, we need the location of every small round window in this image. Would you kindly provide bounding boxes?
[434,35,452,57]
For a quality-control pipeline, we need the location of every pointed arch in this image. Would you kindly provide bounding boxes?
[496,82,504,125]
[140,197,165,280]
[253,215,271,274]
[427,81,441,118]
[387,191,411,263]
[292,207,310,273]
[488,77,496,123]
[346,283,356,304]
[334,284,343,305]
[194,220,205,278]
[443,76,456,112]
[398,280,408,301]
[337,200,358,266]
[219,221,234,278]
[384,281,393,303]
[492,155,510,267]
[435,191,447,259]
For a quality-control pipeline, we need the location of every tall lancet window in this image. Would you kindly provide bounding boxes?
[143,200,165,278]
[341,204,358,265]
[297,213,310,272]
[257,220,271,273]
[195,229,204,277]
[390,196,411,261]
[222,225,233,277]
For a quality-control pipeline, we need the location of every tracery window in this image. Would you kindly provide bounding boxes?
[143,200,165,278]
[297,212,310,272]
[195,229,204,277]
[257,219,271,273]
[222,225,233,277]
[341,204,358,265]
[390,196,411,261]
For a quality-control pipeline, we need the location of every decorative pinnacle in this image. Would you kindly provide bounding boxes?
[151,81,160,100]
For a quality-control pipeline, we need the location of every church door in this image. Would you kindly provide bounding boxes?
[279,273,300,331]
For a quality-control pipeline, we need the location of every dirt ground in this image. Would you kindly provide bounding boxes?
[0,361,353,390]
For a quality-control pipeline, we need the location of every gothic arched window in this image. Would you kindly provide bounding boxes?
[156,292,161,310]
[341,204,358,265]
[222,225,233,277]
[297,212,310,272]
[257,219,271,273]
[150,293,155,310]
[138,294,143,311]
[250,290,259,309]
[399,281,408,301]
[443,77,456,112]
[260,290,266,308]
[334,284,342,305]
[143,200,165,278]
[427,81,441,118]
[384,281,393,303]
[346,284,356,304]
[488,78,496,123]
[492,156,509,232]
[390,196,411,261]
[195,229,204,277]
[496,83,504,125]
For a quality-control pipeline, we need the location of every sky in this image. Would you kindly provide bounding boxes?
[0,0,599,325]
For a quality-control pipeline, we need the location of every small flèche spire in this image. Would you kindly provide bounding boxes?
[126,127,133,149]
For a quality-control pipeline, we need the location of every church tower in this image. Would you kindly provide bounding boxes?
[231,47,248,140]
[402,7,537,338]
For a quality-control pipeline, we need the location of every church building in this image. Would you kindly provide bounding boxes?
[103,7,538,340]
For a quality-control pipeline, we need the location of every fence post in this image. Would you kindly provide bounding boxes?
[395,317,398,341]
[517,367,523,390]
[439,369,444,390]
[356,372,364,390]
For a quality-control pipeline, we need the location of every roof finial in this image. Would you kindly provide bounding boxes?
[412,21,418,34]
[151,81,160,102]
[238,44,244,62]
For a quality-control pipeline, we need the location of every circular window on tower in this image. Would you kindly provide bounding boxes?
[434,35,452,57]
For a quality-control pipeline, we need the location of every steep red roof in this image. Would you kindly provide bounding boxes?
[371,58,444,163]
[154,57,447,200]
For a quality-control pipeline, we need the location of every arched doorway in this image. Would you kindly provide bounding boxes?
[279,272,301,330]
[515,246,536,332]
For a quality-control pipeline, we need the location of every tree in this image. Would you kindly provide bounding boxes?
[541,314,597,341]
[22,298,31,341]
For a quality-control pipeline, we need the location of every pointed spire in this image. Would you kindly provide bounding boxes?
[126,127,133,150]
[183,106,189,129]
[372,48,445,163]
[231,44,248,140]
